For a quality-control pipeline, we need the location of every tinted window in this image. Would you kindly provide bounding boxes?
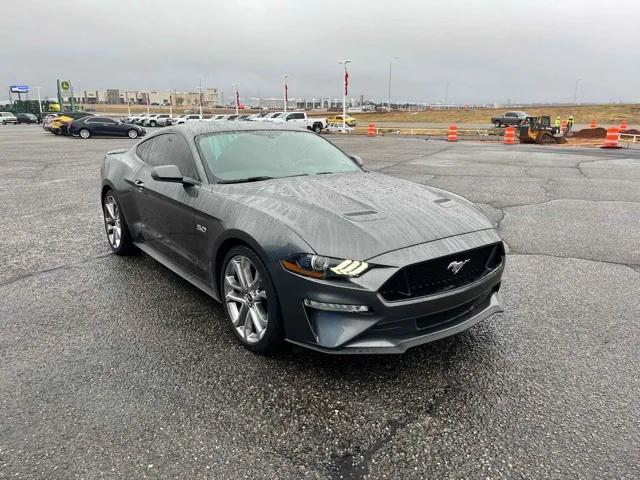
[88,117,114,124]
[287,113,305,120]
[196,130,360,182]
[139,134,199,180]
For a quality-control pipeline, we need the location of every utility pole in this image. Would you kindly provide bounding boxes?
[388,56,399,111]
[445,82,450,105]
[573,78,581,104]
[338,59,351,130]
[168,89,173,117]
[282,74,289,113]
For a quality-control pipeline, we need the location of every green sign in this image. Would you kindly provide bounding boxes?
[60,80,71,92]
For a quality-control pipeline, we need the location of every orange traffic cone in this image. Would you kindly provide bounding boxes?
[561,120,568,134]
[590,119,597,128]
[619,120,628,132]
[447,124,458,142]
[503,126,516,145]
[367,123,376,137]
[602,127,620,148]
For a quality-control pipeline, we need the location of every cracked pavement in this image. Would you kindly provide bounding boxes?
[1,127,639,479]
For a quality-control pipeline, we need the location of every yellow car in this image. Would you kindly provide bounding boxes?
[48,115,74,135]
[326,114,357,127]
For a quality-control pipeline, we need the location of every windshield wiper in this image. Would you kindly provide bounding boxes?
[217,176,274,184]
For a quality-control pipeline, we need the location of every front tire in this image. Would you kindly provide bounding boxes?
[127,129,139,139]
[102,190,136,255]
[220,246,284,353]
[149,121,156,127]
[79,128,91,139]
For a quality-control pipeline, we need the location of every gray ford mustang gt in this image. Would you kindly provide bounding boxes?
[100,122,505,354]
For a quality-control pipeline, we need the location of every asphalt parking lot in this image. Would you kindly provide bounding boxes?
[1,125,639,479]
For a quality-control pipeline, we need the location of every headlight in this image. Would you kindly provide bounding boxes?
[281,254,370,279]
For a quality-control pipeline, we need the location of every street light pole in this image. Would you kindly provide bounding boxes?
[168,89,173,117]
[198,77,203,116]
[338,59,351,130]
[388,56,399,111]
[445,82,450,105]
[34,87,43,117]
[282,75,289,113]
[573,78,581,104]
[233,83,239,115]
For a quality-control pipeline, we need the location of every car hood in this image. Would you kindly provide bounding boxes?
[224,172,493,261]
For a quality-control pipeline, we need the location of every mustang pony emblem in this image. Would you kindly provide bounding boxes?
[447,259,470,274]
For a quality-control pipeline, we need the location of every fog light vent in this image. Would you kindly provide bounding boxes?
[303,299,369,313]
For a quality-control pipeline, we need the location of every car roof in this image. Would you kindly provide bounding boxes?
[146,120,303,139]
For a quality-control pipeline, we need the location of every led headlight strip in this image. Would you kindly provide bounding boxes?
[330,260,369,276]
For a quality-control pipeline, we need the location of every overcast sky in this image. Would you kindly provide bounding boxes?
[2,0,639,104]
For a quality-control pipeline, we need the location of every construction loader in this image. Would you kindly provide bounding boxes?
[517,116,566,144]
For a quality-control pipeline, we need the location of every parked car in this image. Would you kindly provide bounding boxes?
[225,114,240,121]
[490,111,528,127]
[70,116,146,139]
[143,114,166,127]
[172,114,202,125]
[46,112,95,135]
[154,114,173,127]
[326,114,357,127]
[100,123,505,354]
[209,114,228,121]
[1,112,18,125]
[262,112,284,122]
[271,111,326,133]
[16,113,39,124]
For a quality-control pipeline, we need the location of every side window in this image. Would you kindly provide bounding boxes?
[287,113,304,121]
[143,134,199,180]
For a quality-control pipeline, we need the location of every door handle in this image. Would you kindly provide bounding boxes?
[134,180,145,187]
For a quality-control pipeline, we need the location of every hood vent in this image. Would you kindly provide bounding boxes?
[342,210,386,222]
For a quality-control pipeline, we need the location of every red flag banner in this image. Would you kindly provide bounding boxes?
[344,68,349,96]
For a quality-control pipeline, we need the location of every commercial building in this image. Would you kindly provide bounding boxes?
[65,87,220,106]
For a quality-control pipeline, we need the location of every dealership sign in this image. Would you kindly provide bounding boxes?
[10,85,29,93]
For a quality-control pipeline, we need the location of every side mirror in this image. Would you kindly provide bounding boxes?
[350,155,364,167]
[151,165,195,185]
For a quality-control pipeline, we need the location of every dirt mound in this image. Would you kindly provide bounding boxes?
[571,127,607,139]
[621,128,640,135]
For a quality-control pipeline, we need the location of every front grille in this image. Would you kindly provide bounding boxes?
[379,242,504,302]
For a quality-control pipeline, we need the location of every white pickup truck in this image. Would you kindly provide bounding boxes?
[271,111,326,133]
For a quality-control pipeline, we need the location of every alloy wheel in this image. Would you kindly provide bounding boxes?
[128,129,138,139]
[223,255,268,343]
[80,129,90,139]
[103,196,122,248]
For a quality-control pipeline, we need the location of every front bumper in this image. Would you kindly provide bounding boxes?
[272,230,505,354]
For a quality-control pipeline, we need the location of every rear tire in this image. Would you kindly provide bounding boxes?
[79,128,91,139]
[312,123,322,133]
[102,189,136,255]
[149,121,156,127]
[220,245,284,353]
[493,121,501,128]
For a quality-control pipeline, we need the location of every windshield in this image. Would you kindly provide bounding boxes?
[196,130,360,182]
